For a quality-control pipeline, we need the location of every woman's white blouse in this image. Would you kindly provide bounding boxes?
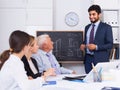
[0,55,43,90]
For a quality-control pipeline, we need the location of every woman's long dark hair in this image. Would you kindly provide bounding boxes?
[0,30,30,70]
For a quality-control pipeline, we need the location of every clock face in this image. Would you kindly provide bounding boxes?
[65,12,79,26]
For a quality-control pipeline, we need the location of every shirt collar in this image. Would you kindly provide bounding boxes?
[39,49,47,55]
[92,20,100,27]
[39,49,52,55]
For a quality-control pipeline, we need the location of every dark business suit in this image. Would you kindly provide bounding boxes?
[21,55,42,79]
[83,22,113,73]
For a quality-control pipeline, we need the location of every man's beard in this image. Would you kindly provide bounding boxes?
[90,18,99,23]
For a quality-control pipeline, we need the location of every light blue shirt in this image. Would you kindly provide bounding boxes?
[86,20,100,54]
[32,49,73,74]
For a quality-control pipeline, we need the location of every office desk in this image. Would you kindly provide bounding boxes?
[39,74,120,90]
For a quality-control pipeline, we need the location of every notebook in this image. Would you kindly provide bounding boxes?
[63,74,86,81]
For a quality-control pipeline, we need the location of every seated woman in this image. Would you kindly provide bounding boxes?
[0,30,53,90]
[21,35,55,79]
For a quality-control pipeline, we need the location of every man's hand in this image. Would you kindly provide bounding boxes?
[86,44,96,50]
[72,70,76,74]
[44,68,56,77]
[80,44,86,51]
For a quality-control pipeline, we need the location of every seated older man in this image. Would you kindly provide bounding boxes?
[32,34,76,75]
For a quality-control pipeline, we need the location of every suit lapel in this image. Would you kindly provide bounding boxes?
[31,58,39,72]
[94,22,102,42]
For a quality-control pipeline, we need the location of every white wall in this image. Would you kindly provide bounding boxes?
[25,0,53,36]
[54,0,92,30]
[93,0,119,9]
[0,0,53,54]
[93,0,120,44]
[0,11,25,53]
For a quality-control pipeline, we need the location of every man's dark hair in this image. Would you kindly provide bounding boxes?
[88,5,101,14]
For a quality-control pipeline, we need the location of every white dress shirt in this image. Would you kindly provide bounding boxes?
[28,59,38,74]
[32,49,73,74]
[0,55,44,90]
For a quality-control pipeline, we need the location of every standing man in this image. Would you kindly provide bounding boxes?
[32,34,76,75]
[80,5,113,74]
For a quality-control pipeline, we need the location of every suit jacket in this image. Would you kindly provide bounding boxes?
[21,55,42,79]
[83,22,113,64]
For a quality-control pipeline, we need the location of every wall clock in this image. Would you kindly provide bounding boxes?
[65,12,79,26]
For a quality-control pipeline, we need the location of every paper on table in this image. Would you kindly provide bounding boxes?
[43,81,56,86]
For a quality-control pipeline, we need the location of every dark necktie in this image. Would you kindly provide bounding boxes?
[89,24,95,44]
[46,53,60,74]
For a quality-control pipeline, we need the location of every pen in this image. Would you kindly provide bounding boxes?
[92,63,101,82]
[92,63,96,72]
[98,67,102,74]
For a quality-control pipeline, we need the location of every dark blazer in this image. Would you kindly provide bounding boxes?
[21,55,42,79]
[83,22,113,64]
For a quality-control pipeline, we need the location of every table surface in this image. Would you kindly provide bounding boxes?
[39,74,120,90]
